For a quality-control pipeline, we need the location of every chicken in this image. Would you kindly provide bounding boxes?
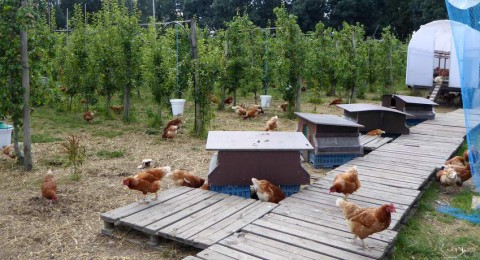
[329,98,343,105]
[445,156,465,167]
[330,166,361,200]
[240,103,247,109]
[446,163,471,183]
[336,198,396,247]
[137,159,153,169]
[232,106,247,116]
[265,116,278,131]
[366,129,385,136]
[123,175,161,202]
[163,118,182,132]
[200,180,209,190]
[248,105,264,114]
[210,95,219,104]
[162,125,178,139]
[436,165,462,192]
[110,105,123,115]
[251,178,285,204]
[166,169,205,188]
[224,96,234,105]
[434,76,444,85]
[133,166,171,183]
[83,111,95,124]
[2,145,16,159]
[41,170,58,203]
[243,107,262,120]
[278,102,288,112]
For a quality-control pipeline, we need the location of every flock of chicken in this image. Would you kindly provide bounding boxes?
[436,149,473,192]
[329,166,396,248]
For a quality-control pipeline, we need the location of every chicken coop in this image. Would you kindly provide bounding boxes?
[337,104,411,135]
[382,94,438,125]
[295,113,364,168]
[206,131,313,198]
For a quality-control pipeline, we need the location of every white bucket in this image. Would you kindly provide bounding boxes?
[260,95,272,108]
[0,124,13,148]
[170,99,186,116]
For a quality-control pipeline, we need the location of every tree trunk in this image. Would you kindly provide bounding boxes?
[20,29,32,171]
[351,84,357,103]
[295,76,302,112]
[388,45,394,94]
[190,18,202,135]
[158,103,163,126]
[123,84,130,121]
[106,94,112,116]
[233,88,237,107]
[220,85,226,110]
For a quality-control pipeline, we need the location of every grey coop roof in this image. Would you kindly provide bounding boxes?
[206,131,314,151]
[295,112,364,128]
[337,103,412,116]
[394,95,439,106]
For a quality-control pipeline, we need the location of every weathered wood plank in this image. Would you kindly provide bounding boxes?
[313,178,421,198]
[323,170,421,190]
[101,186,192,223]
[366,150,447,164]
[354,154,442,168]
[263,213,389,249]
[252,218,385,259]
[237,232,337,260]
[183,256,204,260]
[206,244,262,260]
[144,193,229,234]
[119,188,211,229]
[334,163,432,181]
[191,201,277,248]
[219,235,301,260]
[169,199,259,243]
[272,204,397,242]
[159,196,246,238]
[194,248,236,260]
[242,224,375,260]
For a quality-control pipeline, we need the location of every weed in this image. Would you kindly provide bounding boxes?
[96,150,124,158]
[61,135,86,181]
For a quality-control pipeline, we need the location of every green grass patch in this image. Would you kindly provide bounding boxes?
[308,97,323,104]
[30,133,63,143]
[451,190,479,213]
[145,128,161,135]
[91,130,123,138]
[96,149,124,158]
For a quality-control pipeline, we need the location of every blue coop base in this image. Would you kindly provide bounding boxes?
[309,152,358,168]
[210,185,251,198]
[406,119,426,127]
[280,185,300,197]
[210,184,301,199]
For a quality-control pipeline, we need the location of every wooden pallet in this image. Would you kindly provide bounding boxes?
[187,110,468,259]
[101,187,277,248]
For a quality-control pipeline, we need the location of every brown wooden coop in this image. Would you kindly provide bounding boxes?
[295,113,364,168]
[382,94,438,125]
[206,131,313,198]
[337,103,411,135]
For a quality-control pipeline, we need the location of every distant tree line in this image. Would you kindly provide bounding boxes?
[50,0,447,41]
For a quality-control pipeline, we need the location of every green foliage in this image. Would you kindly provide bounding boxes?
[376,26,406,95]
[61,135,86,180]
[96,149,124,158]
[451,190,479,214]
[273,5,306,118]
[30,133,62,143]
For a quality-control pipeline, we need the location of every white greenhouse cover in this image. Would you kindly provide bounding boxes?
[406,20,461,88]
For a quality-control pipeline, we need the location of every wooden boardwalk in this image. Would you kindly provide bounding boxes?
[100,110,467,259]
[360,135,393,151]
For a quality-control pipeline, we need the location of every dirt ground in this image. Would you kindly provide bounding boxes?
[0,94,458,259]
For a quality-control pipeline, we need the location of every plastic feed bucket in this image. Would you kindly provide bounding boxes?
[260,95,272,108]
[0,122,13,148]
[170,99,186,116]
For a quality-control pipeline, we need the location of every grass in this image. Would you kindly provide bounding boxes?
[393,143,480,259]
[31,133,63,143]
[91,130,123,138]
[96,149,124,158]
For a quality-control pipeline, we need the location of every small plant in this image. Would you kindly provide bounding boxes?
[96,149,124,158]
[61,135,86,181]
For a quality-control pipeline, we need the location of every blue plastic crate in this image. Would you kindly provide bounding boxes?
[309,152,358,168]
[210,185,251,198]
[279,185,300,197]
[406,119,426,127]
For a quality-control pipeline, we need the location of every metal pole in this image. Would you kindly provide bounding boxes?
[152,0,155,21]
[176,25,179,97]
[66,8,69,45]
[84,4,87,25]
[264,30,269,95]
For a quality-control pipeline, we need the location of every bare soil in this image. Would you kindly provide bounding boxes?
[0,93,462,259]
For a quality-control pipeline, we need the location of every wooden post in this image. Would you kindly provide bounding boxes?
[20,14,32,171]
[190,18,202,134]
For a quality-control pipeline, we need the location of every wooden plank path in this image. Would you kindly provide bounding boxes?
[360,135,393,151]
[99,110,468,259]
[189,109,468,259]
